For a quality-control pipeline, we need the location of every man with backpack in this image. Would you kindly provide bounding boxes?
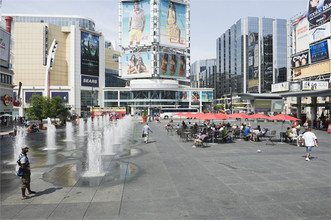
[17,146,35,200]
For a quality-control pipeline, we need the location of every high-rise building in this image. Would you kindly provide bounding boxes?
[216,17,289,98]
[190,59,216,90]
[108,0,213,115]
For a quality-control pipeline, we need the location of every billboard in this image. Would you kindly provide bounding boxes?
[159,0,186,48]
[0,28,10,68]
[271,82,290,93]
[248,32,259,90]
[81,32,99,76]
[291,51,309,68]
[255,99,272,112]
[307,0,331,26]
[178,91,189,100]
[122,53,152,78]
[310,40,330,63]
[310,22,331,43]
[121,0,151,47]
[295,17,310,52]
[302,80,329,90]
[191,91,200,104]
[159,53,186,77]
[201,91,213,101]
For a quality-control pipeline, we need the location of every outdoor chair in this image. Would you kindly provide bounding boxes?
[195,134,208,148]
[265,130,276,145]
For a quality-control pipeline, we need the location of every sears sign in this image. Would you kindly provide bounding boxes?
[81,75,99,87]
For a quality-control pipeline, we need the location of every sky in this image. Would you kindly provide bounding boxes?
[0,0,308,63]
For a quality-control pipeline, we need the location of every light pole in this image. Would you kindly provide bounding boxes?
[91,87,94,118]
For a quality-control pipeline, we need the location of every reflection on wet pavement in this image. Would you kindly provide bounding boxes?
[42,161,139,187]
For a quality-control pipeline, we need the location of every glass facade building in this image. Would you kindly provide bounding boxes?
[216,17,289,98]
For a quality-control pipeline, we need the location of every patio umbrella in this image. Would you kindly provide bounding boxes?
[247,114,270,119]
[215,113,229,120]
[195,113,218,120]
[228,113,249,119]
[269,114,300,121]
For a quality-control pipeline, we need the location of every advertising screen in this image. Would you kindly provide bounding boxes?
[291,51,309,68]
[255,99,272,112]
[122,53,152,78]
[160,0,186,48]
[191,91,200,104]
[202,92,213,101]
[178,91,189,101]
[81,32,99,76]
[0,28,10,68]
[307,0,331,26]
[248,32,259,90]
[310,40,329,63]
[122,0,151,47]
[159,53,186,77]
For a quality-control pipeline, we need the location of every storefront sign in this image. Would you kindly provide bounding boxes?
[302,80,329,90]
[271,82,290,93]
[1,94,12,106]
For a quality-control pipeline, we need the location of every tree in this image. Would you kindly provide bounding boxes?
[214,104,224,111]
[26,95,70,122]
[26,95,44,122]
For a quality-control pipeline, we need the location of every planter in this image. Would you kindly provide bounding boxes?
[142,116,147,122]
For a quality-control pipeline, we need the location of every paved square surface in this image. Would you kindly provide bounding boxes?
[1,118,330,220]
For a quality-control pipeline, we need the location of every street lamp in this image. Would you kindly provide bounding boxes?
[91,87,94,118]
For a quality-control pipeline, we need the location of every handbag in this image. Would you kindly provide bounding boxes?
[142,132,145,138]
[16,166,23,177]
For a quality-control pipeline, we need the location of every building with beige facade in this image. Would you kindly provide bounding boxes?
[1,14,108,117]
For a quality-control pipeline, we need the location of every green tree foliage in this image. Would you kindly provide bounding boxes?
[143,108,148,117]
[214,104,224,111]
[26,95,70,122]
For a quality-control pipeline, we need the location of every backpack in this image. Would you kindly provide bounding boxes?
[15,154,25,177]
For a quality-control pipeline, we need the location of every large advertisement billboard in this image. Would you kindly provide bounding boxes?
[310,40,330,63]
[122,0,151,47]
[291,51,309,68]
[295,17,309,52]
[159,0,186,48]
[159,53,186,77]
[81,32,99,76]
[248,32,259,90]
[307,0,331,26]
[0,28,10,68]
[122,53,152,78]
[302,80,329,90]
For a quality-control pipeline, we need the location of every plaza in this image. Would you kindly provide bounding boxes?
[1,118,330,220]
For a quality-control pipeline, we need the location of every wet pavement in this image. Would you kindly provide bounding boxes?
[1,118,330,220]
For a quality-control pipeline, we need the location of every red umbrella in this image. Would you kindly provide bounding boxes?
[228,113,249,119]
[215,113,229,120]
[247,114,270,119]
[195,113,218,120]
[269,114,300,121]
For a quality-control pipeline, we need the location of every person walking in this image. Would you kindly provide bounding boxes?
[142,123,152,144]
[301,128,318,161]
[17,146,35,199]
